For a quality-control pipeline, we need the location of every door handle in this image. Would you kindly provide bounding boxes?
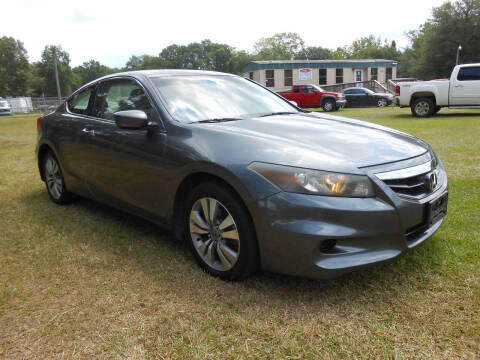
[81,128,95,136]
[454,84,464,88]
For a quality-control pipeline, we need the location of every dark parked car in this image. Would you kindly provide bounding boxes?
[0,98,12,115]
[342,87,393,107]
[36,70,448,280]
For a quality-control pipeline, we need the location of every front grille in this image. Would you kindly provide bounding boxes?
[0,109,9,112]
[383,174,431,197]
[374,159,441,199]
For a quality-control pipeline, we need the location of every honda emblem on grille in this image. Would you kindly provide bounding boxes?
[428,172,438,191]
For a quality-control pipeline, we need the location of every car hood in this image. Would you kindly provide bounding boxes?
[323,91,341,97]
[192,112,429,172]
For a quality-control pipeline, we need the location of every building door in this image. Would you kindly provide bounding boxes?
[355,69,364,83]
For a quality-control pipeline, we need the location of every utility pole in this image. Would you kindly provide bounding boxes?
[456,45,462,65]
[53,48,62,102]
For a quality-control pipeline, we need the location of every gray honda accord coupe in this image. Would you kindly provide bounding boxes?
[35,70,448,280]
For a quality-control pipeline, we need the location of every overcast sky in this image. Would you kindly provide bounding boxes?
[2,0,447,68]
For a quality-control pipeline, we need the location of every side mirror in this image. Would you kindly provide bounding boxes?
[289,101,298,107]
[114,110,148,129]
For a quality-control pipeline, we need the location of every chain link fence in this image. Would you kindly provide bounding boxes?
[2,96,66,114]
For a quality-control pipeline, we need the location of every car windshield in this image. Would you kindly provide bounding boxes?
[363,88,374,94]
[0,101,8,107]
[313,85,325,92]
[150,75,298,123]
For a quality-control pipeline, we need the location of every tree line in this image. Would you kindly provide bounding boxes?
[0,0,478,98]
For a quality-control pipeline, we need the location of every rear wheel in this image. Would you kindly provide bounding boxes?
[184,182,259,280]
[322,99,335,112]
[42,152,74,204]
[377,98,388,107]
[411,97,435,117]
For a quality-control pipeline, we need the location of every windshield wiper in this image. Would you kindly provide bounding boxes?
[193,117,243,124]
[258,111,298,117]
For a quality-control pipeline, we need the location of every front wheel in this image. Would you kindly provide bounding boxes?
[184,182,259,280]
[411,97,435,117]
[322,99,335,112]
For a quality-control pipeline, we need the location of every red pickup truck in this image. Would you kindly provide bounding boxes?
[278,85,346,112]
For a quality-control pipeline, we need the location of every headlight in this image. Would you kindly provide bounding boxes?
[249,162,375,197]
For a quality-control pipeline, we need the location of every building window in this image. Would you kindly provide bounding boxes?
[284,69,292,86]
[249,72,253,80]
[371,68,378,81]
[336,68,343,84]
[319,69,327,85]
[386,67,393,81]
[265,70,275,87]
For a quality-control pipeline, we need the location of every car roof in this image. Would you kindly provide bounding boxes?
[102,69,234,80]
[343,87,368,91]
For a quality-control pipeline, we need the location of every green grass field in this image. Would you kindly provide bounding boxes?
[0,108,479,359]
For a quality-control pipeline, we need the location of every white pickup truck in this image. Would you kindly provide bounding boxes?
[395,63,480,117]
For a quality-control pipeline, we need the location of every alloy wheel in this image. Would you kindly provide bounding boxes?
[414,101,430,116]
[378,98,388,107]
[323,101,334,111]
[189,197,240,271]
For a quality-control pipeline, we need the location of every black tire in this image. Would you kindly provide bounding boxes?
[411,97,435,118]
[184,182,259,280]
[42,151,75,205]
[322,98,336,112]
[434,106,441,114]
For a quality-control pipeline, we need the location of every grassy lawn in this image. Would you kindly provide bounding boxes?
[0,108,479,359]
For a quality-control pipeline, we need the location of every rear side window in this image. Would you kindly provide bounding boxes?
[67,87,93,115]
[457,67,480,81]
[293,85,300,93]
[93,79,152,120]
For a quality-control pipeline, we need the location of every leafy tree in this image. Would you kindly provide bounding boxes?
[73,60,114,86]
[404,0,480,79]
[34,45,78,97]
[125,55,167,70]
[157,40,236,72]
[227,50,253,74]
[253,33,305,60]
[294,46,332,60]
[0,36,30,96]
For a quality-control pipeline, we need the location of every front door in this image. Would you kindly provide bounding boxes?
[449,66,480,106]
[86,78,169,219]
[302,85,317,106]
[355,69,364,83]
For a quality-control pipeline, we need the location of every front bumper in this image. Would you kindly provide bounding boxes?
[252,160,448,279]
[0,109,12,115]
[336,99,347,108]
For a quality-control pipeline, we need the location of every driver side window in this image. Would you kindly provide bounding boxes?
[93,79,152,120]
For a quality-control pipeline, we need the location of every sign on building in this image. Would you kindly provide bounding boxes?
[299,68,313,80]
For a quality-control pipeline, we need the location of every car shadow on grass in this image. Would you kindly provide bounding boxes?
[21,188,445,306]
[391,112,480,120]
